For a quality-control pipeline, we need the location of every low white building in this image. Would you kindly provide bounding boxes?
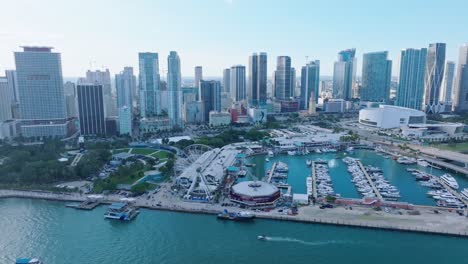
[324,99,346,113]
[359,105,426,129]
[140,117,171,133]
[209,111,231,127]
[247,107,267,123]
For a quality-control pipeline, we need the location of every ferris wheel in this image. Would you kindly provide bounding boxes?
[174,144,213,174]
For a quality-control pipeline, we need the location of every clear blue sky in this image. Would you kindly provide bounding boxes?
[0,0,467,78]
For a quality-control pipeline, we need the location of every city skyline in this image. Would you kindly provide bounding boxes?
[0,0,467,77]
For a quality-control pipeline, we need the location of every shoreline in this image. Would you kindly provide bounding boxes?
[1,189,467,238]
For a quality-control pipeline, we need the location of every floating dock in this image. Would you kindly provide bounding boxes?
[357,161,383,199]
[311,161,317,199]
[266,162,278,183]
[431,176,468,206]
[66,199,101,210]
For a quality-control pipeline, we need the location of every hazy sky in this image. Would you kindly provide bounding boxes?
[0,0,467,78]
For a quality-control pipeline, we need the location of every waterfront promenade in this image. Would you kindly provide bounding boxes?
[1,188,467,237]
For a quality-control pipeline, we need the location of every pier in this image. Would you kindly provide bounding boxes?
[66,199,101,210]
[311,161,317,199]
[266,162,278,183]
[422,156,468,176]
[357,161,382,199]
[431,176,468,206]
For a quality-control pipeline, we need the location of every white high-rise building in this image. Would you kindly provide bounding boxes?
[230,65,246,102]
[453,44,468,112]
[167,51,183,128]
[118,106,132,136]
[84,69,116,117]
[441,61,455,103]
[194,66,203,88]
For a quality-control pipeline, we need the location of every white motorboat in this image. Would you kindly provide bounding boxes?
[417,159,429,167]
[461,188,468,200]
[287,150,296,156]
[265,158,270,162]
[268,151,274,158]
[257,235,268,241]
[306,160,312,166]
[440,174,459,189]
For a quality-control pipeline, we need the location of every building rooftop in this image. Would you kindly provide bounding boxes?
[20,46,53,52]
[231,181,279,197]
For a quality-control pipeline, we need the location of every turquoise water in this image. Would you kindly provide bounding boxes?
[0,198,467,264]
[248,149,468,206]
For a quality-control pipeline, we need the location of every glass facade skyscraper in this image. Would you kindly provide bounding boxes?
[138,52,161,117]
[222,68,231,94]
[167,51,183,128]
[274,56,292,100]
[300,60,320,110]
[360,51,392,102]
[194,66,203,88]
[199,80,221,123]
[396,48,427,110]
[77,84,106,136]
[248,52,267,106]
[441,61,455,103]
[453,44,468,112]
[424,43,446,113]
[333,49,356,100]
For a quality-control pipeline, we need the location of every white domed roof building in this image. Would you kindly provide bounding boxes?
[359,105,426,129]
[230,181,281,207]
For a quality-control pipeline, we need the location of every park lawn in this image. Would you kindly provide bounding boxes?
[150,151,172,159]
[130,148,156,155]
[431,142,468,153]
[111,148,130,154]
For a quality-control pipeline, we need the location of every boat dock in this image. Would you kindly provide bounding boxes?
[432,176,468,206]
[311,161,317,199]
[357,161,383,199]
[266,162,278,183]
[66,199,101,210]
[422,156,468,176]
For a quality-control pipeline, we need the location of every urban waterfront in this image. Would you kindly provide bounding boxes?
[248,149,468,206]
[0,198,467,264]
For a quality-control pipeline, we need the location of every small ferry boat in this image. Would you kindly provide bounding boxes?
[16,259,42,264]
[104,202,139,221]
[440,174,459,189]
[306,160,312,166]
[217,210,255,221]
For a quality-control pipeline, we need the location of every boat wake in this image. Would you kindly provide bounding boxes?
[263,237,347,246]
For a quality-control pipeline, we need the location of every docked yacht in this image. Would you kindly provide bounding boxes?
[104,202,139,221]
[440,174,459,189]
[268,151,274,157]
[16,259,42,264]
[287,150,296,156]
[417,159,429,167]
[306,160,312,166]
[237,170,247,178]
[276,161,289,173]
[218,210,255,221]
[461,188,468,200]
[397,156,416,164]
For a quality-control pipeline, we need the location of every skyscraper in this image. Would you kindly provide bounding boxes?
[194,66,203,88]
[199,80,221,123]
[0,77,12,122]
[441,61,455,103]
[274,56,292,100]
[453,44,468,112]
[139,52,161,117]
[360,51,392,102]
[116,67,136,109]
[223,68,231,93]
[396,48,427,110]
[118,106,132,136]
[84,69,115,117]
[300,60,320,110]
[333,49,356,100]
[77,84,106,136]
[5,70,18,103]
[14,46,70,138]
[167,51,183,128]
[230,65,246,102]
[291,67,296,97]
[248,52,267,106]
[424,43,446,113]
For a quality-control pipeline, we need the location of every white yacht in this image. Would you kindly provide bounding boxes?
[268,151,274,158]
[306,160,312,166]
[417,158,429,167]
[265,158,270,162]
[440,174,459,190]
[287,150,296,156]
[460,188,468,200]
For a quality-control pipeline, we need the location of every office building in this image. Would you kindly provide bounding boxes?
[0,77,12,122]
[14,46,71,138]
[167,51,183,128]
[248,52,267,106]
[424,43,446,113]
[274,56,292,100]
[300,60,320,110]
[396,48,427,110]
[333,49,356,100]
[116,67,136,108]
[77,84,106,136]
[453,44,468,112]
[5,70,18,103]
[194,66,203,88]
[360,51,392,102]
[139,52,161,117]
[230,65,246,102]
[223,68,231,93]
[199,80,221,123]
[183,101,203,124]
[84,69,116,117]
[441,61,455,103]
[118,106,132,136]
[209,111,231,127]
